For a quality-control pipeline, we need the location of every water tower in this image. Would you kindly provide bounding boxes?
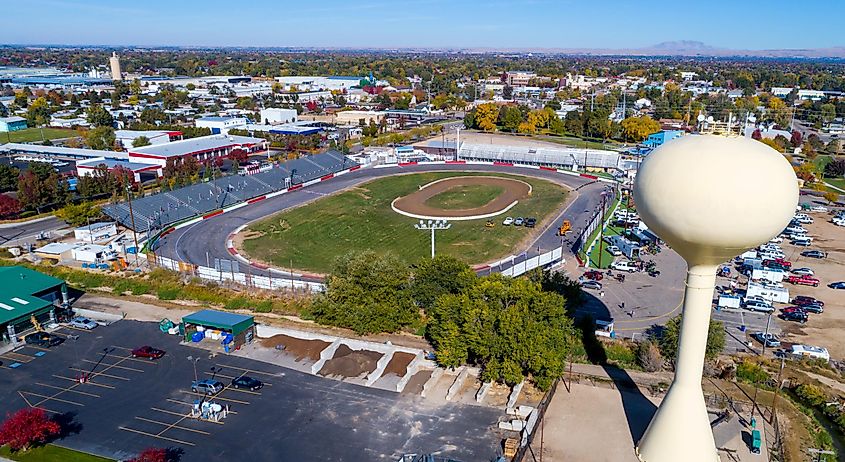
[109,52,123,82]
[633,135,798,462]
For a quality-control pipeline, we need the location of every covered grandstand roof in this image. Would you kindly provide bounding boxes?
[458,142,620,169]
[128,134,265,159]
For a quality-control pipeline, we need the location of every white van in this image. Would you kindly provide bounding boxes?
[790,344,830,362]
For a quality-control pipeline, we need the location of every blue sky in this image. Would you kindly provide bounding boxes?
[3,0,843,50]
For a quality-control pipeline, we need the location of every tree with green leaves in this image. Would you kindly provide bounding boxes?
[0,164,19,192]
[132,136,151,148]
[655,314,725,363]
[620,116,660,142]
[26,97,51,127]
[410,255,476,310]
[55,201,102,227]
[311,251,418,335]
[86,126,116,150]
[86,103,114,127]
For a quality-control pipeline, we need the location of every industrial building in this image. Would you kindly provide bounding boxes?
[115,129,181,149]
[127,134,268,168]
[195,116,250,135]
[458,142,620,171]
[76,157,162,181]
[644,130,684,148]
[0,266,68,346]
[0,116,27,132]
[259,108,298,124]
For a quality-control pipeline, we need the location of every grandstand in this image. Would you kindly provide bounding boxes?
[458,142,620,170]
[102,150,356,232]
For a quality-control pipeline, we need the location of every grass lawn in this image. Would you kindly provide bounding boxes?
[242,172,568,273]
[0,445,113,462]
[423,184,505,210]
[824,177,845,191]
[1,128,80,144]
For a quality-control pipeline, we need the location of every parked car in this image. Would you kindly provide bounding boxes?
[784,225,805,234]
[781,306,807,315]
[792,238,812,247]
[514,217,524,226]
[751,332,781,348]
[792,296,823,306]
[809,205,829,213]
[786,275,820,287]
[833,217,845,227]
[802,304,824,314]
[793,214,813,224]
[801,250,827,259]
[23,332,62,348]
[231,376,263,391]
[502,217,514,226]
[780,311,808,324]
[610,260,638,273]
[580,280,603,290]
[607,245,622,256]
[131,346,166,359]
[525,217,537,228]
[768,236,783,244]
[763,258,791,269]
[69,317,98,330]
[191,379,224,394]
[744,299,774,313]
[791,267,814,276]
[583,270,604,281]
[829,282,845,290]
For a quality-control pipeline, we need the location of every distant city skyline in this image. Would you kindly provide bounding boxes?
[2,0,843,51]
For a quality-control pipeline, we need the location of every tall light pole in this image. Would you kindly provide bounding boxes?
[633,136,798,462]
[414,219,451,259]
[125,185,140,267]
[187,355,200,383]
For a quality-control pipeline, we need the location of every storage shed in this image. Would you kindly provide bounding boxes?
[181,309,255,352]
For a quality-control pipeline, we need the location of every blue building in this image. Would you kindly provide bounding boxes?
[0,116,27,132]
[643,130,684,148]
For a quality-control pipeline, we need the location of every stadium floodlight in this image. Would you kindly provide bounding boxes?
[633,136,797,462]
[414,219,452,258]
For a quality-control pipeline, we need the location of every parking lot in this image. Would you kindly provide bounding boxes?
[0,320,502,461]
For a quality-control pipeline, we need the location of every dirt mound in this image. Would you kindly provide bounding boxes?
[401,370,432,395]
[383,351,416,377]
[319,344,382,378]
[260,334,329,362]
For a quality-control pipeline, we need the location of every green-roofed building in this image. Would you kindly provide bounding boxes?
[0,266,68,345]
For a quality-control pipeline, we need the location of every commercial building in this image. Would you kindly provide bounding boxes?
[259,108,298,124]
[76,157,162,181]
[195,116,249,135]
[0,116,27,132]
[0,143,127,161]
[0,266,68,345]
[127,134,268,168]
[115,130,181,149]
[643,130,684,148]
[74,222,118,242]
[458,142,620,171]
[182,309,255,353]
[502,71,536,87]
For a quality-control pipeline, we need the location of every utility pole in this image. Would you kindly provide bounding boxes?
[597,193,608,268]
[808,448,835,462]
[414,220,451,258]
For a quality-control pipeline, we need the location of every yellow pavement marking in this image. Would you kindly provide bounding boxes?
[214,364,277,377]
[180,390,249,405]
[21,345,52,352]
[34,353,136,407]
[104,353,158,364]
[20,392,62,415]
[150,408,226,424]
[118,426,195,446]
[52,375,115,389]
[109,346,134,351]
[204,371,273,386]
[3,352,33,361]
[135,417,210,435]
[35,383,100,398]
[165,399,238,414]
[81,359,144,373]
[22,391,84,406]
[224,387,262,396]
[62,325,95,332]
[69,367,130,381]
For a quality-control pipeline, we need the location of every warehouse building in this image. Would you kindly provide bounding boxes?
[0,266,68,345]
[76,157,162,181]
[0,116,27,132]
[128,134,268,168]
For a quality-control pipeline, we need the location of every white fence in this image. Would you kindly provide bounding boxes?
[149,254,325,292]
[499,247,564,277]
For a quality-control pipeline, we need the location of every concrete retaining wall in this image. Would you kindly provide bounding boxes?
[446,367,470,401]
[421,368,444,398]
[507,380,525,409]
[72,307,125,324]
[311,339,342,375]
[476,382,492,403]
[395,352,425,392]
[365,350,395,386]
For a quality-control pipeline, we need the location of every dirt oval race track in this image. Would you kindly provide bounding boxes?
[391,175,532,220]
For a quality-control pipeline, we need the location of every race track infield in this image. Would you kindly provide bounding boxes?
[239,172,568,273]
[393,176,531,220]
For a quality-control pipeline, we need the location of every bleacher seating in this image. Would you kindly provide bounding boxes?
[102,150,356,232]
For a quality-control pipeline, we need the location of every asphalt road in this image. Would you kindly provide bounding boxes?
[0,320,503,461]
[0,215,66,248]
[154,164,609,280]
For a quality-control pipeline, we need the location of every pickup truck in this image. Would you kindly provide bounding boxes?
[610,260,638,273]
[786,275,820,287]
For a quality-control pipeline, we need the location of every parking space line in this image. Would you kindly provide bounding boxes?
[62,325,95,332]
[150,408,226,424]
[118,426,195,446]
[81,359,144,373]
[180,390,249,405]
[3,352,33,361]
[19,391,62,414]
[214,364,278,378]
[69,367,130,381]
[22,391,84,406]
[135,417,211,435]
[20,345,52,353]
[52,374,115,389]
[165,399,238,414]
[109,346,133,351]
[35,383,100,398]
[224,387,262,396]
[104,353,158,365]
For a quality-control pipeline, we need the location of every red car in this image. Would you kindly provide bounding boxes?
[131,346,166,359]
[787,275,820,287]
[781,306,807,315]
[792,296,824,306]
[763,258,792,269]
[583,270,604,281]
